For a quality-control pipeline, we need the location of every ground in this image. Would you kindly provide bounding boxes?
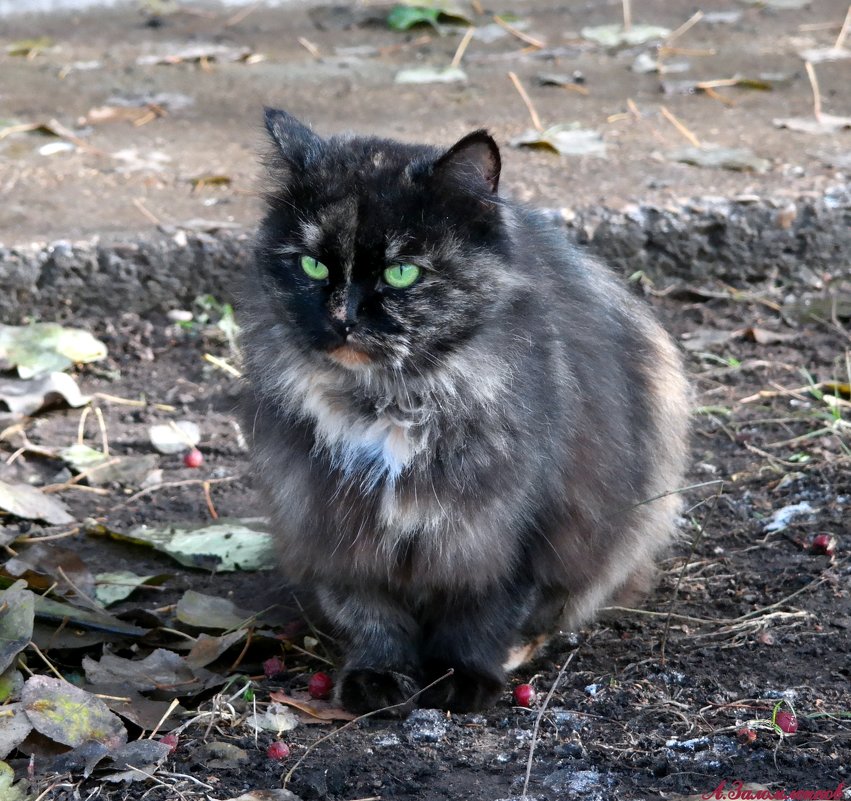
[1,1,850,800]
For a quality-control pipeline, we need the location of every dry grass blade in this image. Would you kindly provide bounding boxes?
[835,4,851,50]
[804,61,822,121]
[450,26,475,69]
[493,16,545,48]
[297,37,321,59]
[507,72,544,132]
[659,105,701,147]
[622,0,632,33]
[521,649,577,798]
[666,10,703,43]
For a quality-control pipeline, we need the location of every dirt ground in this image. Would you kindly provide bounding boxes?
[1,1,850,800]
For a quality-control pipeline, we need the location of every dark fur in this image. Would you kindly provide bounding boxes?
[238,109,689,714]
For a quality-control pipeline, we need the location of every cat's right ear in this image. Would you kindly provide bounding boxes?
[264,107,322,168]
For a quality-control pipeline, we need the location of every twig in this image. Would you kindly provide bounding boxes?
[77,406,90,446]
[622,0,632,33]
[133,198,163,227]
[47,117,106,156]
[835,4,851,50]
[224,0,260,27]
[297,37,321,59]
[28,640,65,680]
[450,26,475,69]
[283,670,454,787]
[493,16,545,48]
[508,72,544,132]
[659,105,701,147]
[521,649,577,797]
[666,10,703,44]
[94,392,176,412]
[94,405,109,456]
[203,480,218,520]
[117,475,239,507]
[804,61,822,122]
[660,485,723,663]
[203,352,242,377]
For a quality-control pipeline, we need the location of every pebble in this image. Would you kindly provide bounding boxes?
[403,708,448,744]
[543,768,613,799]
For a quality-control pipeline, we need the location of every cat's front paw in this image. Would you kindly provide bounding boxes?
[338,668,420,716]
[418,665,503,713]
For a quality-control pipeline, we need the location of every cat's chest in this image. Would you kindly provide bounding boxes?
[301,381,428,485]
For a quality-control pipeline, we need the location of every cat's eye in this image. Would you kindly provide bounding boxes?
[383,263,420,289]
[300,255,329,281]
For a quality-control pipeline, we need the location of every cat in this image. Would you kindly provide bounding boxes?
[238,108,690,714]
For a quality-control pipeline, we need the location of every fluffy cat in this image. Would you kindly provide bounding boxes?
[238,108,689,714]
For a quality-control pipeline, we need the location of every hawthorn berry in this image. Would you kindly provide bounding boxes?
[159,733,179,754]
[513,684,536,708]
[775,710,798,734]
[266,741,290,760]
[308,671,333,700]
[183,448,204,468]
[263,656,285,678]
[811,534,836,557]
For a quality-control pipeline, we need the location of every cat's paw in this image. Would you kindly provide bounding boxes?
[338,668,420,716]
[418,665,503,713]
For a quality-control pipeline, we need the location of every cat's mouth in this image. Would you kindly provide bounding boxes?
[327,343,373,370]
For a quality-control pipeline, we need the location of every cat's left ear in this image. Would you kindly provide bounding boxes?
[433,130,501,193]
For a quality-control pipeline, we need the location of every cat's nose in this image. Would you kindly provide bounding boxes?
[329,316,357,337]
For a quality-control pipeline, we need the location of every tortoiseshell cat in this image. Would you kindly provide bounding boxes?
[239,108,689,714]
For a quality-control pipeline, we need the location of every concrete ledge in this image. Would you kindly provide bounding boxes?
[2,188,849,323]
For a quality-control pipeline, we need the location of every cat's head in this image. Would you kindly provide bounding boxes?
[255,108,512,376]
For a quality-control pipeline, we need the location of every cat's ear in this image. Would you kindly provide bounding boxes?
[264,107,321,166]
[433,130,501,193]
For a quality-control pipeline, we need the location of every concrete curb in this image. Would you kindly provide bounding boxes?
[2,188,848,323]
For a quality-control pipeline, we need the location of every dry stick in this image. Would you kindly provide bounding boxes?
[76,406,91,446]
[117,475,238,507]
[203,352,242,378]
[93,405,109,456]
[622,0,632,32]
[493,15,545,49]
[659,105,701,147]
[508,72,544,133]
[659,484,723,665]
[28,640,65,680]
[224,0,261,27]
[202,480,218,520]
[835,4,851,50]
[521,649,578,798]
[297,36,321,59]
[450,25,476,69]
[283,670,454,787]
[133,198,163,227]
[95,392,176,412]
[804,61,822,122]
[666,10,704,43]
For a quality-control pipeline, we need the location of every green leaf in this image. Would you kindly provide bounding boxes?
[387,5,441,30]
[581,23,670,47]
[0,760,30,800]
[0,323,107,378]
[94,571,168,607]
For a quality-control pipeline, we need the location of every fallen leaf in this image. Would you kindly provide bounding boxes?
[581,23,670,47]
[774,114,851,134]
[136,44,253,65]
[394,66,467,84]
[59,445,159,487]
[246,703,300,734]
[0,581,34,673]
[510,125,606,157]
[120,518,274,572]
[0,665,23,703]
[4,543,96,601]
[6,37,53,56]
[176,589,256,630]
[680,328,735,351]
[0,706,33,760]
[387,2,471,31]
[22,675,127,749]
[99,738,171,778]
[0,759,29,801]
[201,740,249,770]
[222,791,303,801]
[631,52,690,74]
[0,323,107,378]
[148,420,200,454]
[32,593,148,639]
[667,146,770,173]
[737,326,797,345]
[86,684,184,731]
[0,373,91,416]
[0,479,75,525]
[94,571,168,607]
[83,649,222,697]
[270,690,356,723]
[185,629,249,668]
[189,174,232,188]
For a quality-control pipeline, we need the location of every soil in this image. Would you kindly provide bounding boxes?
[1,1,850,800]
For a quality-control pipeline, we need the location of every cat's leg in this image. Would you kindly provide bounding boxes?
[418,579,558,712]
[316,585,421,715]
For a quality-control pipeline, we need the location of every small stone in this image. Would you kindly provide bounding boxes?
[403,708,448,743]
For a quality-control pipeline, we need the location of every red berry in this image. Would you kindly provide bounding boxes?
[183,448,204,468]
[266,741,290,760]
[159,733,179,754]
[307,671,333,700]
[263,656,285,678]
[513,683,536,708]
[811,534,836,557]
[737,727,757,744]
[775,710,798,734]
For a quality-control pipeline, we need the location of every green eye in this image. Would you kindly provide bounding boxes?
[383,263,420,289]
[300,255,329,281]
